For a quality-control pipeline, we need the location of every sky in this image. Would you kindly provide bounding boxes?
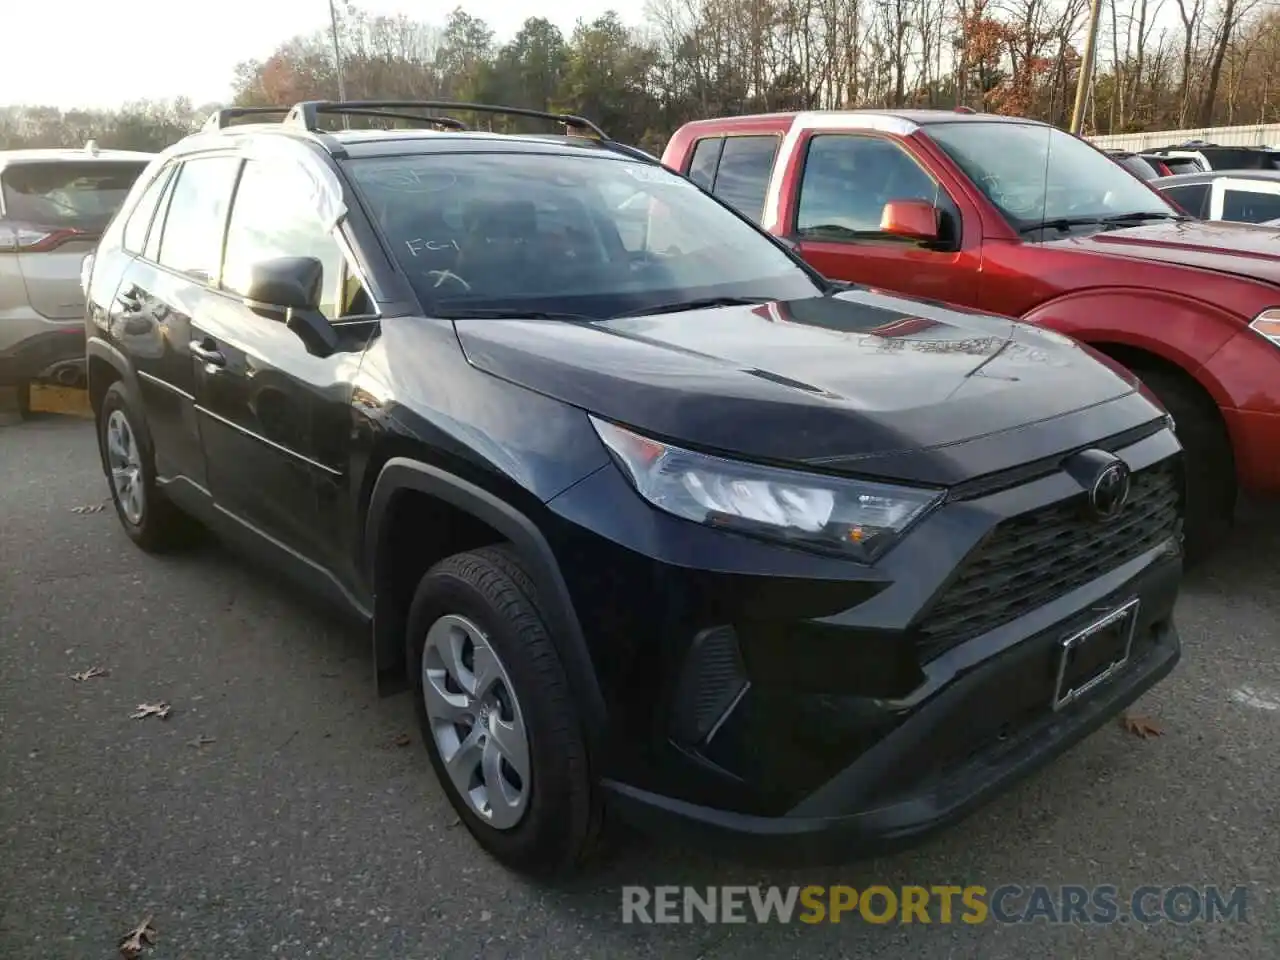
[9,0,635,111]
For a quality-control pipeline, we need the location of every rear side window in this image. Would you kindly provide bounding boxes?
[687,138,723,191]
[155,156,241,284]
[1162,157,1203,175]
[709,137,779,222]
[122,166,174,253]
[1161,183,1210,218]
[0,161,147,230]
[1222,188,1280,224]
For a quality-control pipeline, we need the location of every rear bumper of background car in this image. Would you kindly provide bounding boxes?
[600,550,1181,863]
[0,322,86,386]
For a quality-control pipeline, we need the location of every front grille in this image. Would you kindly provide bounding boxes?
[917,458,1181,661]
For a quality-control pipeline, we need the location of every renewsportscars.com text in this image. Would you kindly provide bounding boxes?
[620,884,1249,925]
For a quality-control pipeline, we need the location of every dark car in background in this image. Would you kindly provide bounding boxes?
[1145,143,1280,175]
[1105,150,1173,180]
[0,143,153,415]
[83,100,1184,874]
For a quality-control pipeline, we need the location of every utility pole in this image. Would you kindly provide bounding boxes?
[328,0,348,127]
[1070,0,1102,134]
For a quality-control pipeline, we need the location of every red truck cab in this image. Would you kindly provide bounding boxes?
[663,110,1280,558]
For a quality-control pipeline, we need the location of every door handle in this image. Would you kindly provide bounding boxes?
[189,339,226,367]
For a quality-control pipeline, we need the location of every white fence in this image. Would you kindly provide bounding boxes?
[1088,123,1280,151]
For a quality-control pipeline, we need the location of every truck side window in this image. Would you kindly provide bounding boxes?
[1221,187,1280,224]
[1161,183,1209,218]
[687,138,723,191]
[709,136,779,223]
[796,135,954,241]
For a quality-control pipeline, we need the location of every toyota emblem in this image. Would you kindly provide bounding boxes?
[1089,461,1131,521]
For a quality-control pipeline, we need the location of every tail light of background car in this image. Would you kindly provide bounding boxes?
[0,223,90,253]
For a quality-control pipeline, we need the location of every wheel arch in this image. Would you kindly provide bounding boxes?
[364,457,607,742]
[86,337,142,418]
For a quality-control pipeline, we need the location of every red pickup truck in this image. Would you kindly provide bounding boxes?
[662,110,1280,559]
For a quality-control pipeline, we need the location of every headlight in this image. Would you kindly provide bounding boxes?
[590,416,942,562]
[1250,308,1280,346]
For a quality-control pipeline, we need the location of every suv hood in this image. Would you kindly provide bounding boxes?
[455,289,1149,482]
[1051,218,1280,285]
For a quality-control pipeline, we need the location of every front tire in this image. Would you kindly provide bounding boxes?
[1138,367,1235,564]
[97,381,196,552]
[407,545,600,876]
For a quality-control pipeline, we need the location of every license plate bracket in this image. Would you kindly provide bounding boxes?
[1052,598,1140,712]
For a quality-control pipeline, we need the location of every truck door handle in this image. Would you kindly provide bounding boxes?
[189,339,226,367]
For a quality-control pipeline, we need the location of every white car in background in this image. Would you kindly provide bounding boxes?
[1150,169,1280,227]
[1,142,153,416]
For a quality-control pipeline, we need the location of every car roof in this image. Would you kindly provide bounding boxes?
[0,145,155,171]
[673,109,1050,137]
[1151,169,1280,186]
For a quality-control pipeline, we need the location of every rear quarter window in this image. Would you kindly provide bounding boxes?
[1221,188,1280,224]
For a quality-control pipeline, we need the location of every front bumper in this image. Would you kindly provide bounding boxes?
[545,412,1184,860]
[1221,407,1280,496]
[602,556,1180,862]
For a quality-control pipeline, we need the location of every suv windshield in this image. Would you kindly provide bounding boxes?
[346,151,823,318]
[926,122,1179,235]
[1,161,148,231]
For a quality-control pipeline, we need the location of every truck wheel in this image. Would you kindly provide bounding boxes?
[98,381,198,552]
[407,545,601,876]
[1137,367,1235,564]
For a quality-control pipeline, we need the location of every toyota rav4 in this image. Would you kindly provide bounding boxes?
[83,101,1184,874]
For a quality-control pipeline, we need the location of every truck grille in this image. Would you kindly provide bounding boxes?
[917,458,1181,661]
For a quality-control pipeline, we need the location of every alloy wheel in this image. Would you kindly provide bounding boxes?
[106,409,145,525]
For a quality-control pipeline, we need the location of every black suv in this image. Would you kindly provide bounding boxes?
[84,100,1185,874]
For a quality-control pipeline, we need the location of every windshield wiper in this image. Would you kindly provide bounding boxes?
[432,307,597,321]
[1020,211,1186,235]
[1100,211,1188,224]
[610,296,774,319]
[1018,217,1105,235]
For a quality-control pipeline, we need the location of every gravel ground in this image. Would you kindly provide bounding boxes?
[1,410,1277,959]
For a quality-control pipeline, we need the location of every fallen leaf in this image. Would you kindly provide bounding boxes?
[187,735,215,748]
[393,733,412,747]
[1121,712,1163,738]
[131,702,172,721]
[70,666,109,682]
[118,915,156,959]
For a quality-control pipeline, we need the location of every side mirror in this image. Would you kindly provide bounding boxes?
[244,256,323,312]
[880,199,940,243]
[242,256,338,356]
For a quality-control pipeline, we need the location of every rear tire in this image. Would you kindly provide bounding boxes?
[97,381,198,552]
[407,545,601,876]
[1137,366,1235,565]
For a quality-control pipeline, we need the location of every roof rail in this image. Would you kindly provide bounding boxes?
[203,106,293,131]
[285,100,608,139]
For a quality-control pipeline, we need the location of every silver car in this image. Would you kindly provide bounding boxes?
[1,142,153,414]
